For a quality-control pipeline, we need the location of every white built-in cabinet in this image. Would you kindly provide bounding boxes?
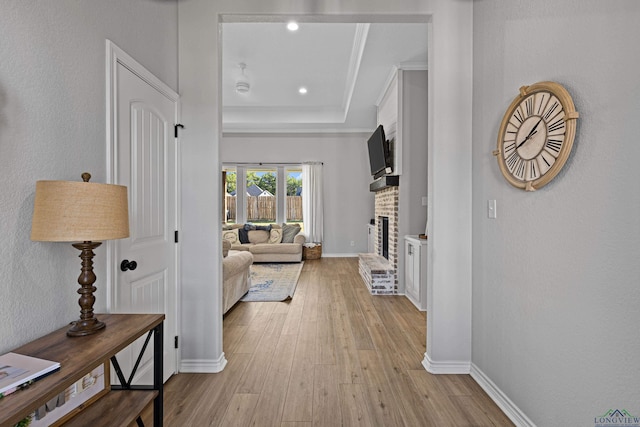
[404,235,427,311]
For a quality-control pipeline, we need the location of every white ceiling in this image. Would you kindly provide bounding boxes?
[222,22,428,133]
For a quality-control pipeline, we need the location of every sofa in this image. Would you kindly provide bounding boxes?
[222,223,305,263]
[222,240,253,314]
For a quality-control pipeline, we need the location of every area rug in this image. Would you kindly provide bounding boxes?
[241,262,304,302]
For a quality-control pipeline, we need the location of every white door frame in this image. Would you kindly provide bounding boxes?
[105,39,181,374]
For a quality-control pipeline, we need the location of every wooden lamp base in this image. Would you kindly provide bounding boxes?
[67,241,105,337]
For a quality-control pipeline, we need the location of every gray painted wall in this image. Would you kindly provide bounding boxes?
[221,133,374,255]
[472,1,640,425]
[0,0,178,353]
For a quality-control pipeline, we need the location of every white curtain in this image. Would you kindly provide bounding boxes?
[302,162,323,243]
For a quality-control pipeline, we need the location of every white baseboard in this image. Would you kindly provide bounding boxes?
[422,352,471,374]
[470,363,536,427]
[321,253,359,258]
[180,353,228,373]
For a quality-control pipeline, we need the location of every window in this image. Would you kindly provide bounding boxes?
[246,168,276,223]
[286,168,303,226]
[223,167,237,224]
[222,164,303,227]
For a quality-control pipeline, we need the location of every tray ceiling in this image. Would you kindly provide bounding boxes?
[222,22,428,133]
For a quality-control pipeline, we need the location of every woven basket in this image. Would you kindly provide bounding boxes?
[303,244,322,260]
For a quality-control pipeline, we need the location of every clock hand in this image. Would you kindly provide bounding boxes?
[517,118,543,149]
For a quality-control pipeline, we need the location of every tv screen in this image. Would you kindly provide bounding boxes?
[367,125,390,177]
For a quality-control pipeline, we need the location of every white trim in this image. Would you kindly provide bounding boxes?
[180,354,228,374]
[421,352,471,374]
[321,252,359,258]
[375,66,398,107]
[470,364,536,427]
[341,23,370,121]
[398,61,428,70]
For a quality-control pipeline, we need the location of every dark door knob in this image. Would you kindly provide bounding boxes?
[120,259,138,272]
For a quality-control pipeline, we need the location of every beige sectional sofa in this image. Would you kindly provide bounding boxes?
[222,241,253,314]
[222,223,305,263]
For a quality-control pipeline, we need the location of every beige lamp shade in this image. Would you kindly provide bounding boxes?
[31,180,130,242]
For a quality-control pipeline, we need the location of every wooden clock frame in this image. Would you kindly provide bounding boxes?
[494,81,579,191]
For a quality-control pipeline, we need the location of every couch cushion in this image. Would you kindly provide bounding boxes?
[250,243,302,255]
[281,223,301,243]
[248,229,270,244]
[222,240,231,257]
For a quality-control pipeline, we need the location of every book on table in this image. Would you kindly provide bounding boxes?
[0,352,61,397]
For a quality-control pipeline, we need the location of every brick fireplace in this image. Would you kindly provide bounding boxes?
[374,185,399,289]
[359,177,399,294]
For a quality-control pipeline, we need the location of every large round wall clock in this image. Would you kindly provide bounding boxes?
[494,81,579,191]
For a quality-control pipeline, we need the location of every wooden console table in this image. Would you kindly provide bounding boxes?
[0,313,164,427]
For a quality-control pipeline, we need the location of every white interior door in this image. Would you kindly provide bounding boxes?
[107,42,179,384]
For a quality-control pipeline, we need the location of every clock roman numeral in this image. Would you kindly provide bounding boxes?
[528,160,538,180]
[514,157,526,180]
[536,150,556,175]
[536,93,547,115]
[547,118,565,133]
[505,150,520,170]
[525,97,534,117]
[513,108,525,125]
[503,141,516,155]
[545,138,563,154]
[543,100,559,121]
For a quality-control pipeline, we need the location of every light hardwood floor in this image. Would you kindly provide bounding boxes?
[148,257,513,426]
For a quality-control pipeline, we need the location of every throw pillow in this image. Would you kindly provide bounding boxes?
[281,223,301,243]
[222,240,231,257]
[268,227,282,244]
[222,228,239,244]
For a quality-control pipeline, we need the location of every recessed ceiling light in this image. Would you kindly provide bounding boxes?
[287,21,299,31]
[298,87,307,94]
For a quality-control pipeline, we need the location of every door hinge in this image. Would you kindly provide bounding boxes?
[174,124,184,138]
[174,336,179,349]
[174,230,179,243]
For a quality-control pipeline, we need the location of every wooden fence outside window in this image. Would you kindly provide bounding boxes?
[226,195,303,222]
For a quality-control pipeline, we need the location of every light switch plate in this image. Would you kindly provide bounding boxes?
[488,200,497,219]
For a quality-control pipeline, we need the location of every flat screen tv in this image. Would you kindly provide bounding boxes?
[367,125,392,179]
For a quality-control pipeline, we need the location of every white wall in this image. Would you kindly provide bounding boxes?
[221,133,373,255]
[472,1,640,425]
[0,1,178,353]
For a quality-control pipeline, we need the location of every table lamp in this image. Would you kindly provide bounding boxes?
[31,173,129,337]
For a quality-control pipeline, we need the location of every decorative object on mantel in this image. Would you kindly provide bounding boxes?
[418,234,427,240]
[31,173,129,337]
[493,81,579,191]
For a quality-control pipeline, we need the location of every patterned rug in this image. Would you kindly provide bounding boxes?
[241,262,304,302]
